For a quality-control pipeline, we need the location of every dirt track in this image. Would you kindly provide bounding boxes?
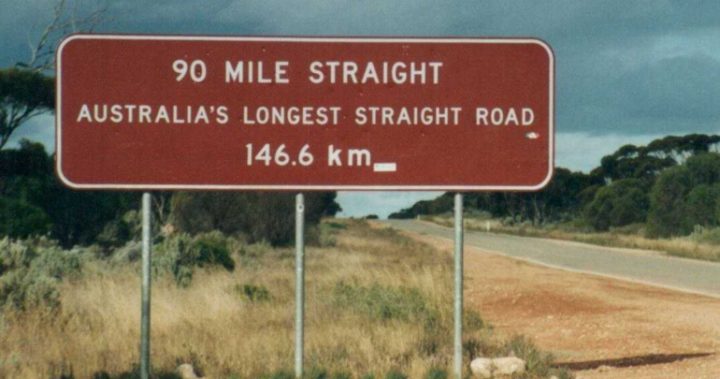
[400,225,720,378]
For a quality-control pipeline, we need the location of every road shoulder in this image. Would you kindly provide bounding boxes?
[405,229,720,379]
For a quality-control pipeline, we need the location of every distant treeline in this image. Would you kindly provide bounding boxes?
[389,134,720,238]
[0,140,341,247]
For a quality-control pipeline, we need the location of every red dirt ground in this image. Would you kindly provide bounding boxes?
[413,232,720,378]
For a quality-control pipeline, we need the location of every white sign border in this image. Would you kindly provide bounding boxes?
[56,34,555,191]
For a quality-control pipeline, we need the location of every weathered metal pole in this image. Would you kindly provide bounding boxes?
[295,193,305,379]
[140,192,152,379]
[454,193,464,379]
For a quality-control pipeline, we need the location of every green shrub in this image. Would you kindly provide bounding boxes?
[325,221,347,230]
[645,153,720,237]
[332,281,431,322]
[0,237,82,310]
[504,335,552,376]
[689,225,720,245]
[236,283,271,302]
[258,370,294,379]
[384,370,408,379]
[0,269,60,310]
[32,247,82,280]
[193,231,235,270]
[685,184,720,227]
[0,197,52,238]
[90,366,182,379]
[110,240,142,264]
[153,233,235,287]
[170,192,340,246]
[153,233,195,287]
[95,218,128,249]
[425,367,448,379]
[304,367,328,379]
[331,372,352,379]
[464,309,485,332]
[306,223,338,247]
[584,179,648,231]
[501,335,573,378]
[241,241,273,258]
[0,237,37,272]
[463,337,486,360]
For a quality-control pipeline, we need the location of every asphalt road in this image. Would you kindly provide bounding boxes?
[385,219,720,297]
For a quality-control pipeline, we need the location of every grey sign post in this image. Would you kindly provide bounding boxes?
[295,193,306,379]
[454,193,464,379]
[140,192,152,379]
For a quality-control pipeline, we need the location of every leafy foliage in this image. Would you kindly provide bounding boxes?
[0,196,52,238]
[390,168,600,224]
[503,335,573,379]
[647,153,720,237]
[0,237,82,310]
[0,140,139,247]
[392,134,720,239]
[332,281,432,322]
[424,368,448,379]
[236,283,271,302]
[389,193,454,219]
[153,232,235,287]
[170,192,341,246]
[0,68,54,149]
[584,179,649,231]
[383,371,408,379]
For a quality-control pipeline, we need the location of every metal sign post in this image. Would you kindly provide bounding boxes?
[295,193,305,378]
[140,192,152,379]
[454,193,464,379]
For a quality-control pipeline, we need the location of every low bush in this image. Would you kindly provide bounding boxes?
[332,281,432,322]
[0,237,82,310]
[306,223,338,248]
[689,225,720,245]
[464,309,485,332]
[258,370,294,379]
[384,370,408,379]
[89,366,181,379]
[255,369,356,379]
[424,367,447,379]
[193,231,235,271]
[503,335,573,379]
[170,192,341,246]
[236,283,271,302]
[153,232,235,287]
[95,209,143,252]
[0,197,52,239]
[240,241,273,259]
[110,240,142,264]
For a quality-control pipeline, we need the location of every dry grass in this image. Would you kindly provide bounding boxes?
[422,215,720,262]
[0,220,500,378]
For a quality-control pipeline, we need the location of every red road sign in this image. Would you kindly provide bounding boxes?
[56,35,554,190]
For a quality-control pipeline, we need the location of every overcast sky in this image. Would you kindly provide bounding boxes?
[3,0,720,217]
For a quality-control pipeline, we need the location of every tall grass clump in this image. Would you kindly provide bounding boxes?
[689,225,720,245]
[503,335,574,379]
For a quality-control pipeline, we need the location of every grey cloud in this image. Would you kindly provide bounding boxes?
[2,1,720,139]
[614,54,720,120]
